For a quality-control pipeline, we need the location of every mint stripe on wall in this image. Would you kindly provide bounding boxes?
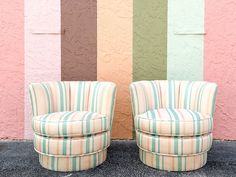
[133,0,167,81]
[61,0,97,81]
[167,0,204,81]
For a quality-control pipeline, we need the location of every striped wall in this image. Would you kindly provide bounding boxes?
[1,0,236,140]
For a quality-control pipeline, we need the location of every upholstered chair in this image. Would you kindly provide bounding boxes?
[29,81,116,171]
[130,80,217,171]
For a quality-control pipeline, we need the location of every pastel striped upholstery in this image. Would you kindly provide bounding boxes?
[39,149,107,172]
[70,81,91,111]
[32,111,108,137]
[139,149,207,172]
[135,109,213,136]
[29,81,116,171]
[136,131,212,155]
[34,131,110,156]
[130,80,217,117]
[88,82,117,128]
[130,80,217,171]
[29,82,70,116]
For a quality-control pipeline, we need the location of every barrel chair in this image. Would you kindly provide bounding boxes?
[130,80,217,171]
[29,81,116,171]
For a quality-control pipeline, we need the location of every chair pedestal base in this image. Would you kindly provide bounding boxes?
[38,149,107,172]
[139,149,207,171]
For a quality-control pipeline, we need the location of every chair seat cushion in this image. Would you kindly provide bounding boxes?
[34,131,110,156]
[136,131,212,155]
[135,109,213,136]
[32,111,109,137]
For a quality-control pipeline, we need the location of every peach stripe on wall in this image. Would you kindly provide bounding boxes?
[24,0,61,139]
[0,0,24,139]
[97,0,133,139]
[205,0,236,140]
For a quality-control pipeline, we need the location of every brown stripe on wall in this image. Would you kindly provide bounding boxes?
[61,0,97,81]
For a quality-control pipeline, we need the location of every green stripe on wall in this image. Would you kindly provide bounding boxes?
[133,0,167,81]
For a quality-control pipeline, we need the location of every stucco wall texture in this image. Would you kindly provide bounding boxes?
[61,0,97,81]
[205,0,236,140]
[97,0,133,139]
[0,0,24,139]
[133,0,167,81]
[24,0,61,139]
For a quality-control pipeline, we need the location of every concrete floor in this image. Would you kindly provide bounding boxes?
[0,140,236,177]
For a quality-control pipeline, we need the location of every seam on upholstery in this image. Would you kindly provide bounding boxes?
[138,145,209,157]
[35,147,108,157]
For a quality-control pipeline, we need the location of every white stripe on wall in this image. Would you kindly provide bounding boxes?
[167,0,204,80]
[24,0,61,139]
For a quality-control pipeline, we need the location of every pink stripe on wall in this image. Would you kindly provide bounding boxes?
[24,0,61,139]
[205,0,236,140]
[0,1,24,139]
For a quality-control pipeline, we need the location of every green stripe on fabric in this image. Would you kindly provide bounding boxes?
[186,109,196,135]
[58,112,70,136]
[184,82,193,109]
[31,85,38,116]
[178,156,182,171]
[57,82,64,111]
[132,84,140,138]
[86,135,90,153]
[170,108,180,136]
[197,83,207,112]
[91,82,100,112]
[86,112,94,135]
[103,132,107,148]
[72,157,77,171]
[42,138,46,153]
[162,156,164,170]
[62,138,67,155]
[133,0,167,81]
[51,156,55,171]
[109,86,116,130]
[166,109,173,135]
[62,112,74,136]
[81,112,91,135]
[195,112,201,135]
[93,154,97,167]
[150,81,159,108]
[41,84,52,113]
[211,85,218,116]
[42,114,50,135]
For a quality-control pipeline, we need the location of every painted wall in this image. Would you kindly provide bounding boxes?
[205,0,236,140]
[61,0,97,81]
[97,0,133,139]
[0,0,236,140]
[24,0,61,139]
[0,0,24,139]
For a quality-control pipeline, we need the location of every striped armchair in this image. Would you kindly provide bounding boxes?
[130,80,217,171]
[29,81,116,171]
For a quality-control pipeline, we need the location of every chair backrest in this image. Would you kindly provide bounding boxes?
[29,81,117,127]
[130,80,218,117]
